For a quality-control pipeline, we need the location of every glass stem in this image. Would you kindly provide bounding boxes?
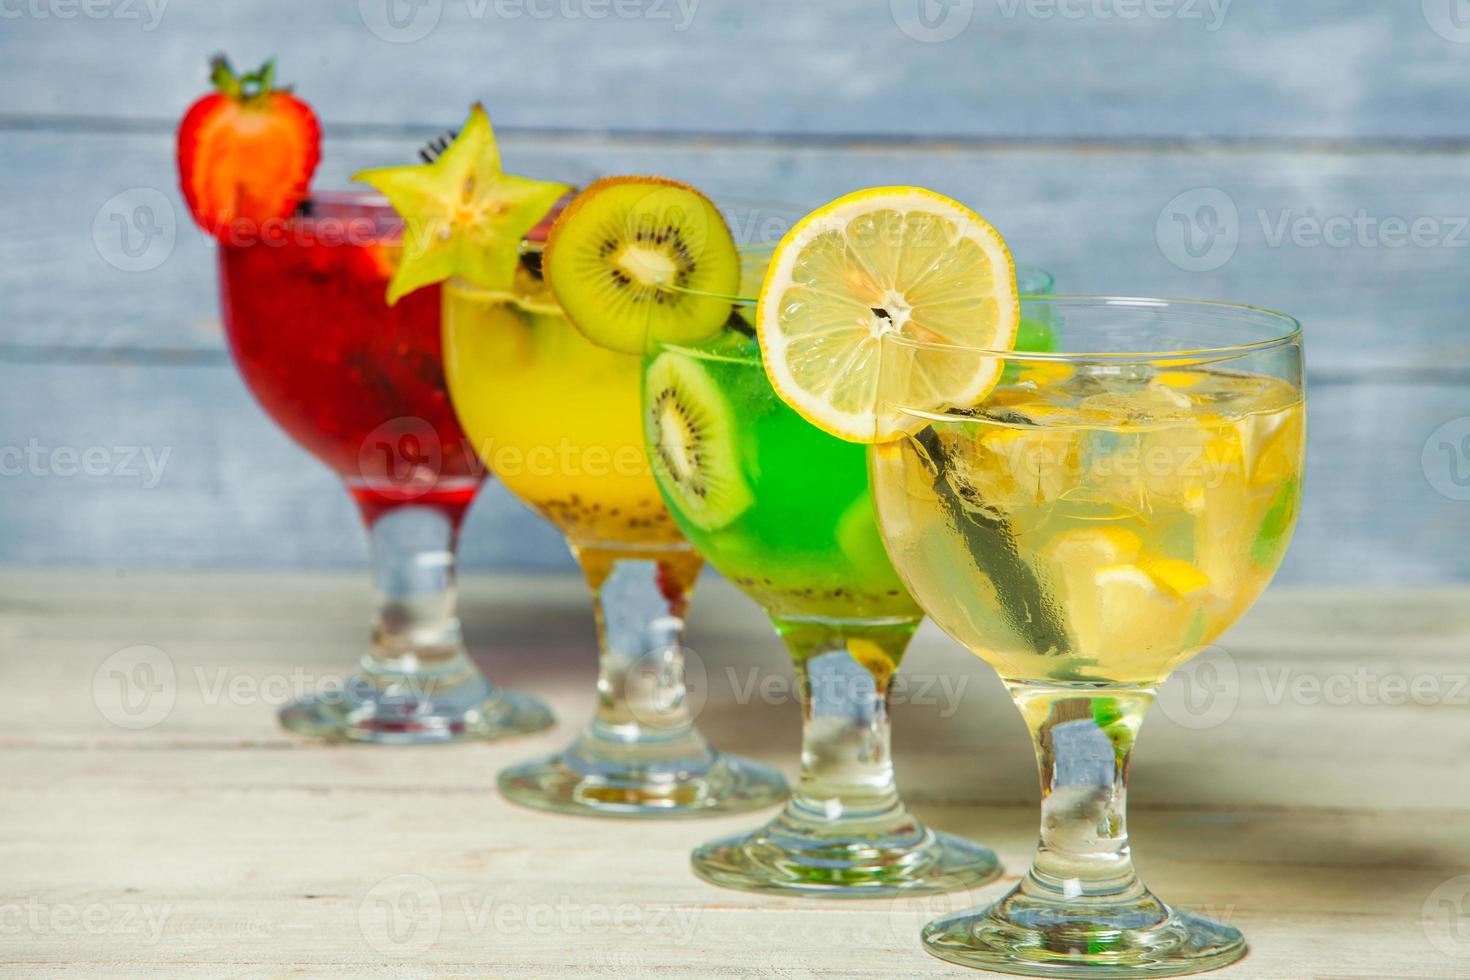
[361,503,473,685]
[1011,685,1155,906]
[570,545,712,763]
[777,621,916,832]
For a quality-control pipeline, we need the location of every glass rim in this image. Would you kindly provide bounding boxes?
[308,190,565,248]
[302,189,391,209]
[710,246,1055,306]
[656,294,1300,367]
[880,295,1302,361]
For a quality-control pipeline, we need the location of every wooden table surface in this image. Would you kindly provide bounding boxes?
[3,569,1468,978]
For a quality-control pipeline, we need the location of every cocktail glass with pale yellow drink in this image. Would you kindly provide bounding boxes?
[749,185,1304,975]
[869,298,1303,975]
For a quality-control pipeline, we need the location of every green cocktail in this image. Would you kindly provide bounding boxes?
[640,260,1053,896]
[647,328,919,639]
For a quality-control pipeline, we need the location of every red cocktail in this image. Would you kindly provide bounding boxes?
[219,193,480,524]
[216,191,552,743]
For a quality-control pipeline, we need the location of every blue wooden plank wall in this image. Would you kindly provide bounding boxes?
[0,1,1466,584]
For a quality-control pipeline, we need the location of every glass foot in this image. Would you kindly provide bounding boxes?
[922,888,1246,977]
[498,749,787,819]
[691,816,1001,897]
[279,673,553,745]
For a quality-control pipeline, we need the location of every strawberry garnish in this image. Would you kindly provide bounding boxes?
[176,56,321,243]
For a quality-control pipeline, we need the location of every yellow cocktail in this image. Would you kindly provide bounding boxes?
[348,108,782,812]
[444,283,682,548]
[443,276,786,817]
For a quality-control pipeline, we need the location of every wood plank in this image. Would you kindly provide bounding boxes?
[3,571,1470,814]
[1,0,1468,141]
[1,572,1467,977]
[3,132,1467,582]
[0,359,1465,584]
[5,128,1469,375]
[0,791,1462,977]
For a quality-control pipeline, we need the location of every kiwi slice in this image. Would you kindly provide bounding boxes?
[643,351,752,531]
[543,176,741,355]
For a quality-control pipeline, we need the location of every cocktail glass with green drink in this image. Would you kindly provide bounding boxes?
[639,253,1052,895]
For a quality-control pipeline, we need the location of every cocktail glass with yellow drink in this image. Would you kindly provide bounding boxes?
[386,150,786,816]
[756,187,1304,974]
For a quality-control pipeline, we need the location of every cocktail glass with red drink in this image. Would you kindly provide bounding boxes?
[217,191,552,743]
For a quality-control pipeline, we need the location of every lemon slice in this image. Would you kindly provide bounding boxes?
[756,186,1020,442]
[1144,558,1211,598]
